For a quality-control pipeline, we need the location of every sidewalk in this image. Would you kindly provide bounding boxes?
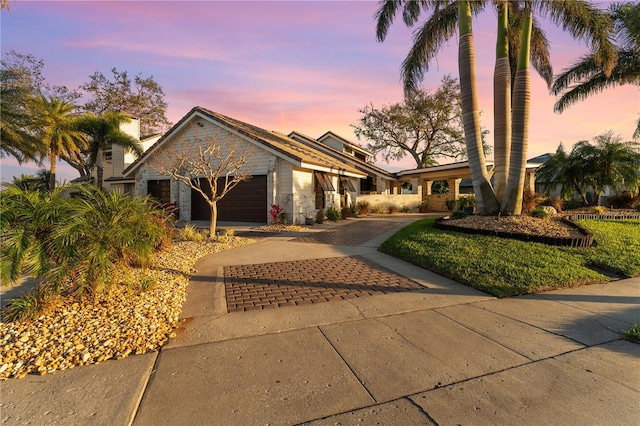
[2,217,639,425]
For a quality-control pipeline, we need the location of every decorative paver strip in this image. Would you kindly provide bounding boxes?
[224,256,424,312]
[292,220,401,246]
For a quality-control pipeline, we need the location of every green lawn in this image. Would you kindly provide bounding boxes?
[379,217,640,298]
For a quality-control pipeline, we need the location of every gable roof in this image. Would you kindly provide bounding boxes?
[123,107,365,178]
[288,131,392,179]
[317,131,374,157]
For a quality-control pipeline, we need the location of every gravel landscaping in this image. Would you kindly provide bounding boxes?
[0,237,255,380]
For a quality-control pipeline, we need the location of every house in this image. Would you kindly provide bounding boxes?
[122,107,366,224]
[84,115,162,193]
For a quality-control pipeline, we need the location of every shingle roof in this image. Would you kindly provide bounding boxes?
[124,107,365,177]
[288,131,392,179]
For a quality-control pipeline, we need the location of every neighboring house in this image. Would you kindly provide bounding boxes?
[122,107,366,224]
[86,115,162,193]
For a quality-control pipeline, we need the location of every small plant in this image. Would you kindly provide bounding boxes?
[269,204,284,225]
[349,203,359,217]
[625,324,640,343]
[139,275,156,291]
[341,206,350,219]
[530,207,549,219]
[372,204,384,214]
[592,205,606,215]
[315,208,325,224]
[387,204,398,214]
[2,291,42,322]
[445,199,456,210]
[607,192,639,209]
[356,200,370,215]
[522,190,542,214]
[456,196,476,211]
[636,204,640,212]
[400,205,411,213]
[418,200,429,213]
[450,210,467,220]
[563,198,583,210]
[179,224,205,242]
[326,206,341,221]
[542,196,563,212]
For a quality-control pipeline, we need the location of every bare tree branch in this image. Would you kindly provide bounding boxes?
[148,129,255,238]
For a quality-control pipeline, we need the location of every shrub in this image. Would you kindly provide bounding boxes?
[0,184,172,299]
[269,204,284,225]
[387,204,398,214]
[522,190,542,214]
[371,204,384,214]
[636,204,640,212]
[341,206,350,219]
[530,207,549,219]
[606,192,639,209]
[400,205,411,213]
[451,210,467,220]
[418,200,429,213]
[592,205,606,215]
[356,200,370,215]
[563,198,584,210]
[326,206,341,221]
[315,209,324,224]
[349,203,359,217]
[541,196,563,212]
[2,291,42,322]
[445,199,456,210]
[456,196,476,211]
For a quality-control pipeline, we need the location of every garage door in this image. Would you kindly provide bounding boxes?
[191,175,267,223]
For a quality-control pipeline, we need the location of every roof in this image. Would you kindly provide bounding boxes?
[288,131,392,179]
[317,131,374,157]
[124,107,365,178]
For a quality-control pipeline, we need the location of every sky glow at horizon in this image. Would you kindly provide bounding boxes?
[1,0,638,182]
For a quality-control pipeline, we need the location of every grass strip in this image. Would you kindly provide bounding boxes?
[379,217,606,297]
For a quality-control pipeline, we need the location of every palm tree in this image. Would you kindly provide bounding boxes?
[76,112,143,189]
[375,0,615,214]
[34,95,88,190]
[573,131,640,205]
[0,69,42,162]
[552,2,640,139]
[536,143,589,204]
[458,0,500,214]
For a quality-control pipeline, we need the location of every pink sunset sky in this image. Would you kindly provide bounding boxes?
[1,0,638,182]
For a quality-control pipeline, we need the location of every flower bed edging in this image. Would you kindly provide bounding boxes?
[433,217,594,248]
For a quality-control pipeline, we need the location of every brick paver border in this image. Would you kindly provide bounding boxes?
[224,256,424,312]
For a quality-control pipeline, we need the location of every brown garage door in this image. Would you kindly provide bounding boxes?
[191,175,267,223]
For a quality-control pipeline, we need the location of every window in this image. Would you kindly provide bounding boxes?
[314,172,335,192]
[147,179,171,204]
[360,176,377,194]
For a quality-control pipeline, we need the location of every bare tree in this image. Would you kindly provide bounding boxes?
[149,130,253,238]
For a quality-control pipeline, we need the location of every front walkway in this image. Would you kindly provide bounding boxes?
[2,216,639,425]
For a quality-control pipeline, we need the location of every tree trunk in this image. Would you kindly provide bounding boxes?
[209,201,218,239]
[502,7,532,215]
[49,149,57,191]
[96,147,104,189]
[458,0,499,215]
[493,1,511,202]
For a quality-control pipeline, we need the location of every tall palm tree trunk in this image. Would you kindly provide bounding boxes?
[49,148,57,191]
[96,147,104,189]
[502,7,532,214]
[493,1,511,202]
[458,0,499,215]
